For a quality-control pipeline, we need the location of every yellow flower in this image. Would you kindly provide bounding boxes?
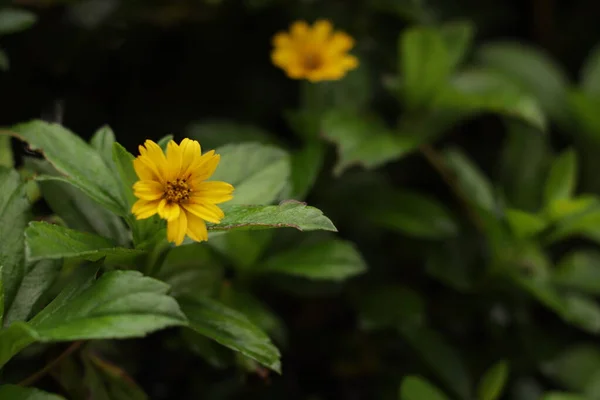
[131,139,234,246]
[271,19,359,82]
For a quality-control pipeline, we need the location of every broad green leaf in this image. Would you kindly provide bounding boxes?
[321,110,419,176]
[0,385,65,399]
[440,20,475,71]
[180,296,281,373]
[505,209,547,239]
[547,204,600,244]
[399,26,452,109]
[544,149,577,206]
[477,361,509,400]
[210,142,290,205]
[112,143,162,245]
[27,158,129,246]
[284,140,325,200]
[27,268,186,341]
[186,121,274,150]
[0,135,13,167]
[4,260,61,326]
[211,201,337,232]
[368,190,459,239]
[25,222,143,264]
[400,376,450,400]
[261,238,367,281]
[475,42,570,126]
[434,69,546,130]
[208,230,273,270]
[0,8,36,35]
[580,43,600,96]
[540,393,587,400]
[546,196,598,222]
[0,167,30,321]
[401,327,472,399]
[357,285,425,331]
[554,250,600,294]
[544,344,600,392]
[0,321,38,368]
[0,48,8,71]
[9,120,125,215]
[443,147,496,212]
[567,89,600,142]
[90,126,117,175]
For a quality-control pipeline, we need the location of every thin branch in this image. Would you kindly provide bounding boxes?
[18,341,84,387]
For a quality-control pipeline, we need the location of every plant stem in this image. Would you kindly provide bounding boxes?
[18,341,84,387]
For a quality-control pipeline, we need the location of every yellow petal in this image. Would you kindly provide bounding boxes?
[272,32,291,48]
[182,202,224,224]
[133,180,164,201]
[180,138,202,177]
[132,199,160,219]
[166,140,183,180]
[341,55,359,69]
[142,139,168,178]
[189,151,220,182]
[312,20,333,42]
[133,157,158,181]
[290,21,309,40]
[328,32,354,53]
[167,211,187,245]
[191,181,234,204]
[157,199,181,221]
[185,211,208,242]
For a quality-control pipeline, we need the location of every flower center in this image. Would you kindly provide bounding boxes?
[302,52,323,71]
[164,179,191,203]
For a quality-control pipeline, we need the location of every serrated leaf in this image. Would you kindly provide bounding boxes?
[321,110,419,176]
[399,376,450,400]
[505,209,547,239]
[0,8,36,35]
[180,296,281,373]
[211,201,337,232]
[475,42,570,126]
[210,142,290,205]
[554,250,600,294]
[477,361,509,400]
[9,120,125,215]
[399,26,452,109]
[25,222,144,265]
[544,149,577,206]
[368,190,459,239]
[0,167,30,322]
[0,385,65,399]
[261,238,366,281]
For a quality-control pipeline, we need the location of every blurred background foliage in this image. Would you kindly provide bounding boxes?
[4,0,600,399]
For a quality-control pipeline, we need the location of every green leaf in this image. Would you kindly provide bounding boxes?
[0,135,13,167]
[321,110,419,176]
[283,140,325,200]
[4,260,61,326]
[544,344,600,392]
[0,321,38,368]
[261,238,366,281]
[0,167,30,322]
[357,285,425,331]
[554,250,600,294]
[580,43,600,96]
[368,190,459,239]
[90,126,117,175]
[475,42,570,126]
[27,158,129,246]
[544,149,577,206]
[477,361,509,400]
[567,89,600,142]
[82,352,148,400]
[400,376,450,400]
[440,20,475,71]
[156,134,173,151]
[442,147,496,212]
[211,201,337,232]
[0,48,8,71]
[0,8,36,35]
[9,120,125,215]
[399,26,452,109]
[210,142,290,205]
[27,268,186,341]
[208,230,272,270]
[545,196,597,222]
[401,327,472,400]
[505,209,547,239]
[547,204,600,244]
[185,121,274,150]
[0,385,65,399]
[180,296,281,373]
[434,69,546,130]
[25,222,144,265]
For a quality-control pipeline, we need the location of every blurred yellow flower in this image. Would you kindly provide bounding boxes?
[131,139,234,246]
[271,19,359,82]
